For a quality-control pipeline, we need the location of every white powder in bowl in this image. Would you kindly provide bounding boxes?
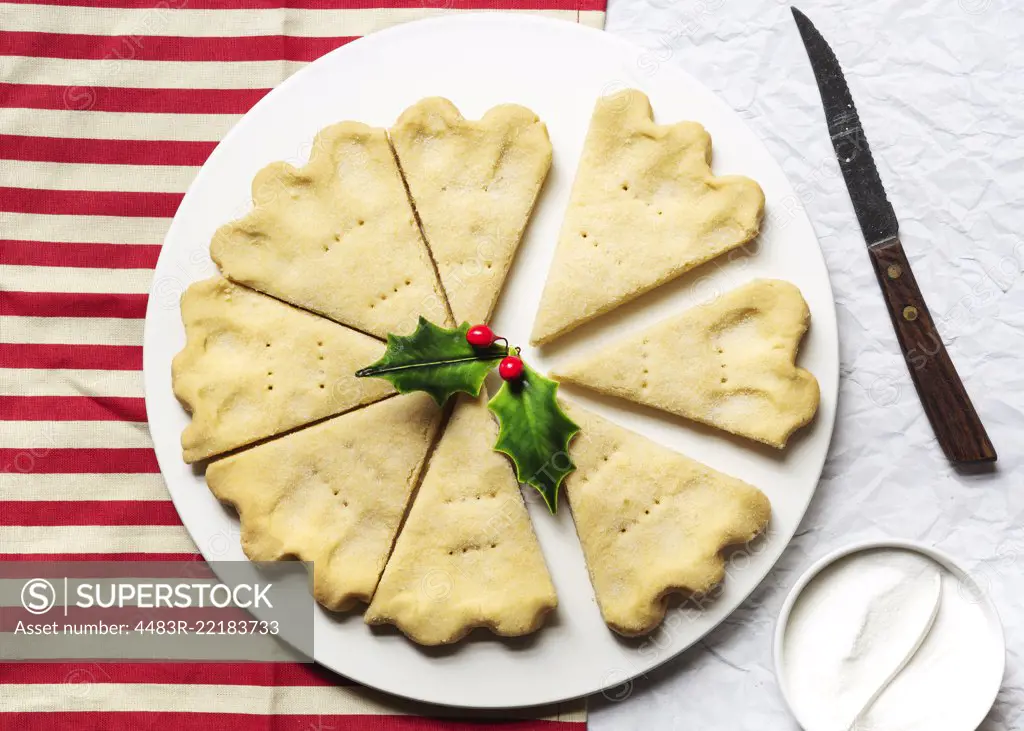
[780,548,1002,731]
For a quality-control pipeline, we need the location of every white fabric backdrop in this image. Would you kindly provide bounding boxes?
[593,0,1023,727]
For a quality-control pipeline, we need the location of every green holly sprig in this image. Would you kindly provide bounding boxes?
[355,318,579,513]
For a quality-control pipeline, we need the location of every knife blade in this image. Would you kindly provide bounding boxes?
[792,7,997,464]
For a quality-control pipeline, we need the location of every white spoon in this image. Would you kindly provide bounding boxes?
[843,569,943,731]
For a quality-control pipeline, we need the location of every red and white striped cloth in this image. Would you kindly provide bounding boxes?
[0,1,603,726]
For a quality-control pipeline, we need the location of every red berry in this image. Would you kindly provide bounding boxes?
[466,324,496,348]
[499,355,524,381]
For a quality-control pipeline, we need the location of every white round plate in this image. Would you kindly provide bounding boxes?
[144,13,839,709]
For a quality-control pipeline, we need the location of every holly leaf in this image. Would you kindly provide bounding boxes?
[488,364,581,513]
[355,317,506,405]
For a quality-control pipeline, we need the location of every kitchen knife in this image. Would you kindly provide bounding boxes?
[792,7,996,464]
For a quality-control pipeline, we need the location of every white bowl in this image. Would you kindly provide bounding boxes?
[772,538,1005,730]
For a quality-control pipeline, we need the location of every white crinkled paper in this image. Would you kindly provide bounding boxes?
[593,0,1023,728]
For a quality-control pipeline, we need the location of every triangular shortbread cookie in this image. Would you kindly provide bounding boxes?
[211,122,451,339]
[205,393,443,611]
[554,279,819,448]
[366,393,557,645]
[562,402,771,636]
[172,277,393,462]
[391,98,552,325]
[531,89,765,345]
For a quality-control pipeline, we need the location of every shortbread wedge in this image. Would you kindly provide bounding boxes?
[205,393,443,611]
[211,122,450,339]
[172,277,393,463]
[391,98,552,324]
[366,393,557,645]
[562,402,771,636]
[531,89,765,345]
[554,279,819,448]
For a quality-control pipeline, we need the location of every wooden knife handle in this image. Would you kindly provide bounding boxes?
[867,238,996,463]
